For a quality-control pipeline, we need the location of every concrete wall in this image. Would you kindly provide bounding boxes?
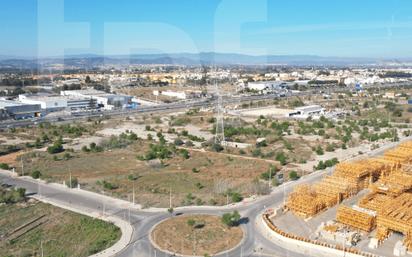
[259,214,375,257]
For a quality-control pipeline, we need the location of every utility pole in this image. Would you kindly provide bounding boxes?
[41,240,44,257]
[132,183,135,205]
[69,172,72,189]
[269,167,272,188]
[169,187,172,209]
[21,157,24,176]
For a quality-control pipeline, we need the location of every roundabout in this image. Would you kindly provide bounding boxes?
[150,214,244,256]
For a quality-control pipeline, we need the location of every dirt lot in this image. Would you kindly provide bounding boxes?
[15,141,272,208]
[151,214,243,256]
[0,201,121,257]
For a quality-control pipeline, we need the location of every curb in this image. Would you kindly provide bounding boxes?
[149,213,246,257]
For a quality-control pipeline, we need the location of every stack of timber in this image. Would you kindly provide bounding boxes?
[336,206,376,232]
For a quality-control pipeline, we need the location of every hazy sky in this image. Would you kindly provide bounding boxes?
[1,0,412,58]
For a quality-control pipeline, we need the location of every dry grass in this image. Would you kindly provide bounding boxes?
[151,214,243,256]
[0,201,120,257]
[16,141,271,208]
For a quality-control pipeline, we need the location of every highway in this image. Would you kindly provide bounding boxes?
[0,92,294,129]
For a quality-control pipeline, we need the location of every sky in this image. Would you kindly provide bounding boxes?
[1,0,412,58]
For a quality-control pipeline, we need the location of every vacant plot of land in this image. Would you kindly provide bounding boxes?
[17,142,272,208]
[0,201,121,257]
[151,214,243,256]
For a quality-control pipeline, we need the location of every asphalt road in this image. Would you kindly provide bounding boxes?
[0,137,408,257]
[3,135,409,257]
[0,92,298,129]
[0,166,328,257]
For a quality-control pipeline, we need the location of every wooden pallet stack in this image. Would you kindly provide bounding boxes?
[358,192,391,212]
[333,160,385,190]
[370,170,412,197]
[286,185,326,218]
[383,147,412,166]
[286,141,412,220]
[375,193,412,250]
[336,206,376,232]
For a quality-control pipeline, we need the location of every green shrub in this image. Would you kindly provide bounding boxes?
[31,170,42,179]
[221,211,241,227]
[289,171,299,180]
[0,163,10,170]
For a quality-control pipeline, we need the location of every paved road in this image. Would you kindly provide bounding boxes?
[0,136,408,257]
[0,166,327,257]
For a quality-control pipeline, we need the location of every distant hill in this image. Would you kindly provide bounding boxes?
[0,52,411,68]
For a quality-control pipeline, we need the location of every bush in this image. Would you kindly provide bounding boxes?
[289,171,299,181]
[47,142,64,154]
[127,174,138,181]
[0,163,10,170]
[260,165,278,181]
[66,177,78,188]
[227,190,243,203]
[211,143,224,152]
[221,211,241,227]
[315,146,324,155]
[0,187,25,204]
[31,170,42,179]
[102,181,118,190]
[180,149,190,159]
[174,138,184,146]
[275,152,287,166]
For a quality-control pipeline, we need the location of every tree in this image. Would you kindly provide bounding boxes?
[275,152,287,166]
[315,146,324,155]
[227,191,243,203]
[222,211,241,227]
[211,143,224,152]
[47,141,64,154]
[31,170,42,179]
[0,163,10,170]
[289,171,299,181]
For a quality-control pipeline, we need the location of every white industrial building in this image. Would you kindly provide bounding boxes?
[60,89,133,110]
[0,99,42,119]
[153,90,202,100]
[247,81,288,93]
[19,94,96,112]
[286,105,325,119]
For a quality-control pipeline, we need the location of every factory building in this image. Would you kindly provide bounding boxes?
[0,108,9,120]
[0,99,42,120]
[18,94,96,112]
[153,90,202,100]
[247,81,288,94]
[287,105,325,119]
[61,89,132,110]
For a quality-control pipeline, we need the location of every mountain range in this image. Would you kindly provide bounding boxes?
[0,52,411,68]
